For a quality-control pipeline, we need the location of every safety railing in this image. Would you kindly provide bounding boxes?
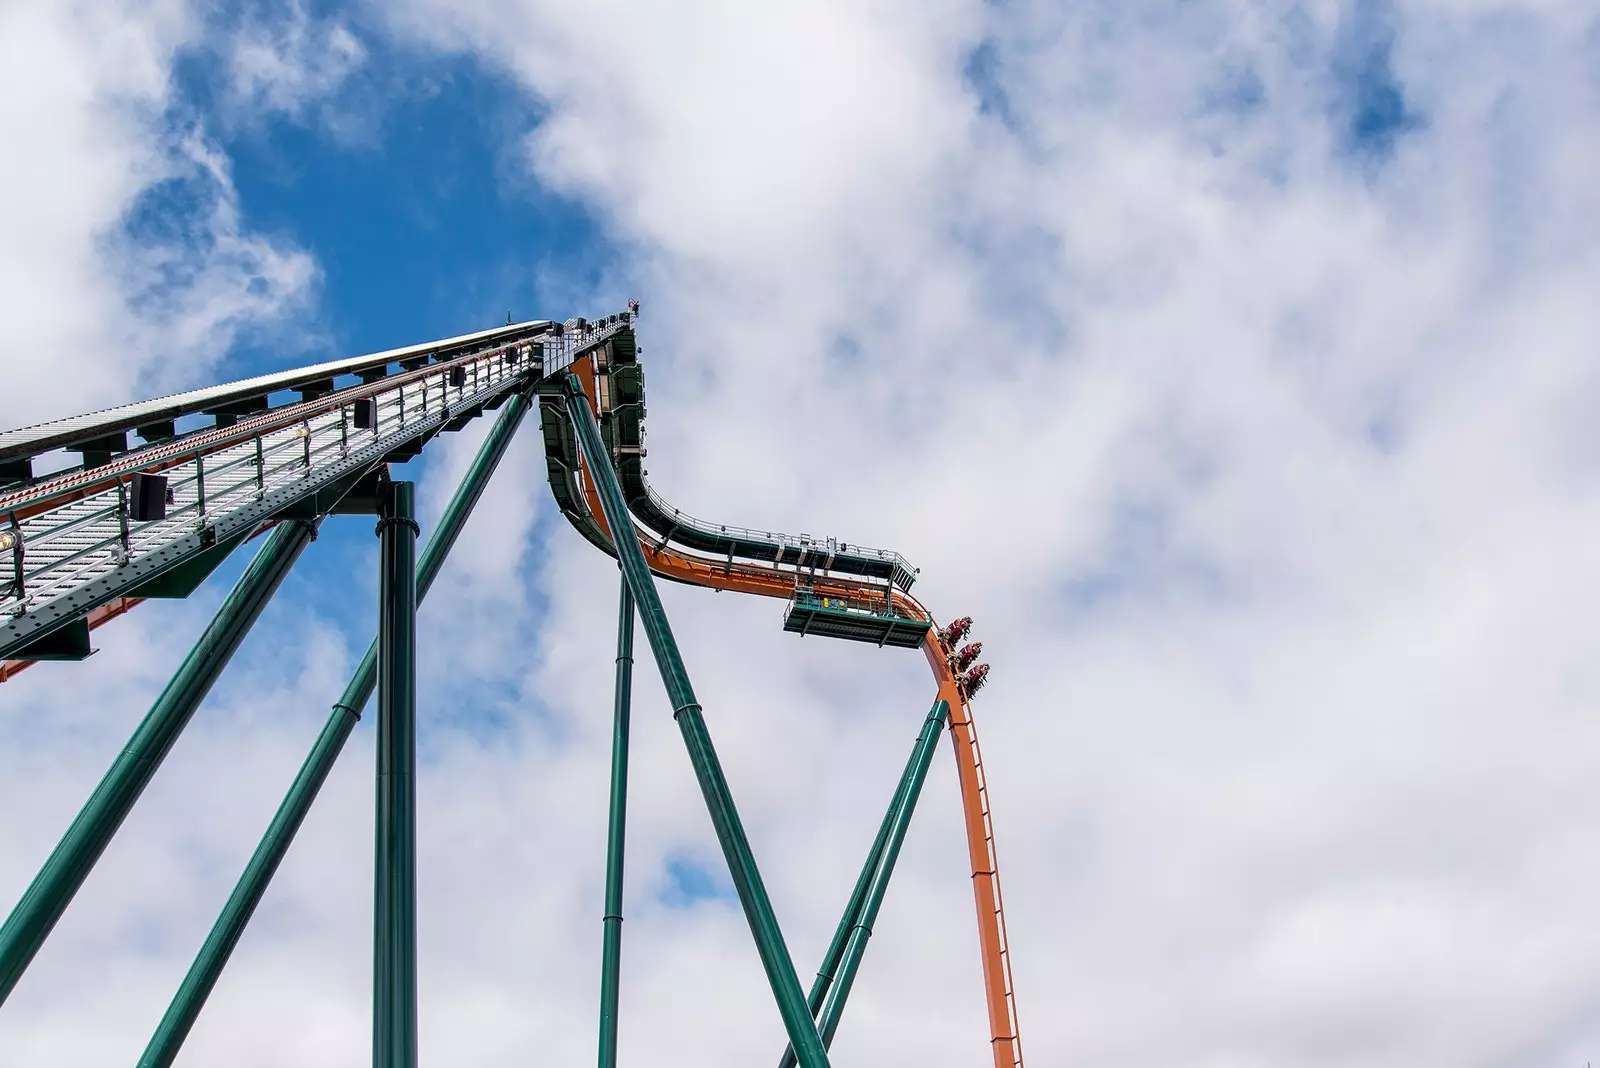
[0,343,538,656]
[786,588,919,622]
[635,478,917,584]
[539,315,633,381]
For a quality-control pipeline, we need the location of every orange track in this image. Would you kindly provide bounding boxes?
[570,358,1024,1067]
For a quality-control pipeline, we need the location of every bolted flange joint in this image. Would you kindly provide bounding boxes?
[373,514,420,539]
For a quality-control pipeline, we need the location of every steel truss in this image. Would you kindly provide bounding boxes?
[0,313,1024,1068]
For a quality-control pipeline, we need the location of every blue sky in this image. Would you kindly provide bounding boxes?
[180,52,611,370]
[149,40,614,667]
[6,2,1600,1067]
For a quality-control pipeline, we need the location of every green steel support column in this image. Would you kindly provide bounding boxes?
[562,375,832,1068]
[139,643,373,1068]
[0,518,318,1007]
[775,718,923,1068]
[815,700,950,1050]
[374,479,418,1068]
[597,578,634,1068]
[139,390,533,1068]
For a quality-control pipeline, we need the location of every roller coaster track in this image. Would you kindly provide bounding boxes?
[544,332,1024,1068]
[0,312,1023,1067]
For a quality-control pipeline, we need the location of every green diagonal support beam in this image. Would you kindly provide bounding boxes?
[775,704,928,1068]
[562,374,831,1068]
[373,478,419,1068]
[0,517,319,1007]
[139,389,533,1068]
[814,700,949,1049]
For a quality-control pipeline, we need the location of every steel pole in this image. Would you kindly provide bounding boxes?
[373,480,419,1068]
[0,518,316,1007]
[775,717,922,1068]
[598,577,634,1068]
[815,700,950,1049]
[562,375,831,1068]
[138,390,533,1068]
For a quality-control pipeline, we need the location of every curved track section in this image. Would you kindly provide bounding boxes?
[539,324,1024,1068]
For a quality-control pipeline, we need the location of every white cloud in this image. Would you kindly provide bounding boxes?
[372,1,1600,1064]
[7,2,1600,1067]
[0,0,319,430]
[222,1,366,124]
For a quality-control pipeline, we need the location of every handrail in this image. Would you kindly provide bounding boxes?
[0,321,554,465]
[0,343,539,658]
[552,324,919,591]
[635,477,916,576]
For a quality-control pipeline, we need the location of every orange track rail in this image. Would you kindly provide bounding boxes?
[570,358,1024,1067]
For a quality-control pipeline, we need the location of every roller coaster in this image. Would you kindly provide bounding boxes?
[0,311,1023,1067]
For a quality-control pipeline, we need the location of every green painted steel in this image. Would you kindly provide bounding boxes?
[140,649,369,1068]
[815,700,950,1049]
[0,518,318,1007]
[561,375,832,1068]
[775,715,924,1068]
[374,479,419,1068]
[127,527,253,599]
[137,390,532,1068]
[412,389,532,602]
[598,578,634,1068]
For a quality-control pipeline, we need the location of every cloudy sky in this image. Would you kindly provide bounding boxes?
[4,0,1600,1065]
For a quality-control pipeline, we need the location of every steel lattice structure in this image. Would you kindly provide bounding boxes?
[0,312,1023,1068]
